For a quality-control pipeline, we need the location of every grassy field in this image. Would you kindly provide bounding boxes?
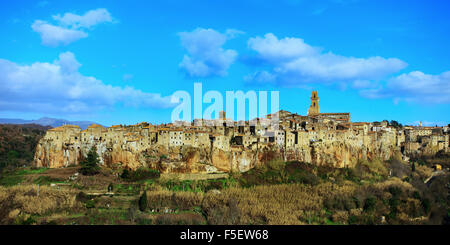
[0,156,448,225]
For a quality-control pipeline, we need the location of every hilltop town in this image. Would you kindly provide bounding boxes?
[34,92,450,173]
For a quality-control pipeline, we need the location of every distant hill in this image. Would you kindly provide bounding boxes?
[0,117,102,130]
[0,124,51,170]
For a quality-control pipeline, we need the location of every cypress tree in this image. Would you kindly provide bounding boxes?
[79,146,100,175]
[139,191,148,212]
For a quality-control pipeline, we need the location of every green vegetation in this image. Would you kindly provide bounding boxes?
[79,146,100,176]
[389,120,403,129]
[0,167,49,186]
[33,176,65,185]
[162,178,238,192]
[139,192,148,211]
[121,168,160,181]
[16,168,49,175]
[0,124,49,171]
[0,152,448,225]
[0,175,24,186]
[363,196,377,212]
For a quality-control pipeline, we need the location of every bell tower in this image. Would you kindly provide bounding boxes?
[308,91,320,116]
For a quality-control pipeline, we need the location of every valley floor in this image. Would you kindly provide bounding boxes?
[0,155,449,225]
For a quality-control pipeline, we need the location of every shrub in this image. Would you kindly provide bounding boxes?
[331,211,349,224]
[121,168,160,181]
[343,168,360,182]
[421,198,431,214]
[75,191,90,202]
[139,191,148,212]
[326,195,356,211]
[413,191,421,200]
[348,215,358,224]
[364,196,377,212]
[121,169,130,179]
[388,186,403,198]
[17,215,36,225]
[85,199,96,209]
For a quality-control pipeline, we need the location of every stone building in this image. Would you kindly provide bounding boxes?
[34,91,449,172]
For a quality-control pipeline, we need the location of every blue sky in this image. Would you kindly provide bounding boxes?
[0,0,449,126]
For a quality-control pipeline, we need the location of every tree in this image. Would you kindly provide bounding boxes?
[139,191,148,212]
[300,121,307,129]
[7,150,19,167]
[121,169,130,179]
[412,162,416,172]
[389,120,403,129]
[79,146,100,175]
[364,196,377,212]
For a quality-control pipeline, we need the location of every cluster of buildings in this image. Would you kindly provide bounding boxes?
[34,91,449,170]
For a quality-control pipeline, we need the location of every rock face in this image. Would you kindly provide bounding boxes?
[34,104,449,173]
[33,120,410,173]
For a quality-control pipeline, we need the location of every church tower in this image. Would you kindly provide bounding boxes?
[308,91,320,115]
[219,110,226,120]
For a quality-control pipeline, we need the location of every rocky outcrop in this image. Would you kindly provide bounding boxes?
[33,122,411,173]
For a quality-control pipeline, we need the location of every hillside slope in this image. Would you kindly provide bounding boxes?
[0,124,50,170]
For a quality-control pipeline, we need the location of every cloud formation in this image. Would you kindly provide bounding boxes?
[178,28,240,78]
[53,8,113,29]
[360,71,450,104]
[246,33,407,86]
[32,8,114,47]
[0,52,176,114]
[31,20,88,46]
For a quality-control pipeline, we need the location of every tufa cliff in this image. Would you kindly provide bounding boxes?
[33,115,429,173]
[33,92,448,172]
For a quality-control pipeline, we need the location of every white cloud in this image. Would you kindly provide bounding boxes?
[32,8,114,47]
[31,20,88,47]
[0,52,176,114]
[360,71,450,104]
[52,8,113,29]
[246,33,407,86]
[56,51,82,73]
[225,29,245,39]
[178,28,239,78]
[248,33,319,62]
